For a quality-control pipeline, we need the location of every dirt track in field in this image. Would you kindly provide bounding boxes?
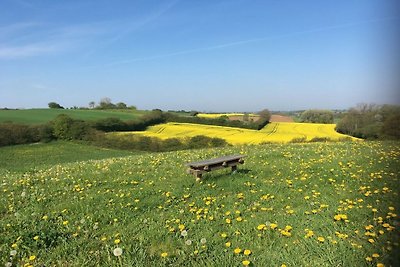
[269,115,294,122]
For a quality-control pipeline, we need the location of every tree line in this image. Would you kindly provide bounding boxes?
[0,111,228,151]
[48,98,136,110]
[335,104,400,139]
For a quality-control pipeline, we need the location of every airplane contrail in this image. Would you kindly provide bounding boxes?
[93,16,399,68]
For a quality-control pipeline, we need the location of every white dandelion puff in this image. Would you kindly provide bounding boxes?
[113,247,123,257]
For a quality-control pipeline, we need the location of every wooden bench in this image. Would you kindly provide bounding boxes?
[186,154,246,179]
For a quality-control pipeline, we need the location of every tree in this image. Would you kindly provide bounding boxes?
[258,109,271,122]
[243,112,249,122]
[89,101,95,109]
[300,110,333,124]
[48,102,64,109]
[98,97,115,109]
[52,114,90,140]
[335,103,400,139]
[116,102,127,109]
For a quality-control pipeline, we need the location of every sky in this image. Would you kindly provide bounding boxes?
[0,0,399,112]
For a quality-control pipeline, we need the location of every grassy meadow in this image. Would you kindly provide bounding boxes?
[0,142,137,172]
[1,141,399,266]
[0,109,148,124]
[111,122,356,145]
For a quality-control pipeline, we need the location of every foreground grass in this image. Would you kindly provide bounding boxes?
[0,141,137,172]
[0,109,148,124]
[0,141,399,266]
[112,122,356,144]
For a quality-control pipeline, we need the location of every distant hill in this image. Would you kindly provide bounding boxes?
[0,108,148,124]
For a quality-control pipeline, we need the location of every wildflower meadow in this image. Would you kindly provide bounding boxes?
[0,141,398,266]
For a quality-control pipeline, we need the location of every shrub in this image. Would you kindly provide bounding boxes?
[48,102,64,109]
[300,110,334,124]
[0,123,41,146]
[51,114,92,140]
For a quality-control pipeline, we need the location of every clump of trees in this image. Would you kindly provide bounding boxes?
[300,109,334,124]
[48,102,64,109]
[336,104,400,139]
[89,98,136,110]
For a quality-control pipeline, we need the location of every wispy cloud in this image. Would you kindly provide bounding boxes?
[0,20,112,59]
[96,16,399,67]
[0,43,65,59]
[0,1,179,60]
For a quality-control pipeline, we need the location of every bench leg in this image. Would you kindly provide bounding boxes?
[195,172,202,179]
[231,165,237,172]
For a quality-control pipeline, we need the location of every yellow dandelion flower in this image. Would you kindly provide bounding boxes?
[234,247,241,254]
[11,243,17,249]
[317,237,325,242]
[305,230,314,238]
[257,224,266,230]
[365,225,374,230]
[368,239,375,243]
[225,241,231,248]
[29,255,36,261]
[33,236,39,241]
[243,249,251,256]
[242,260,251,266]
[270,223,278,229]
[221,233,228,238]
[365,257,373,262]
[161,252,168,258]
[226,218,231,224]
[377,263,385,267]
[114,239,121,244]
[372,253,380,258]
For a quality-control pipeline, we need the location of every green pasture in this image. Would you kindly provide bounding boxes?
[0,109,148,124]
[0,141,137,173]
[0,141,399,266]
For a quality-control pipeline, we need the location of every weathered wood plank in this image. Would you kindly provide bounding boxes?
[186,154,246,179]
[186,154,245,168]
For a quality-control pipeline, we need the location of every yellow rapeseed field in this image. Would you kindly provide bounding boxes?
[112,122,356,144]
[197,113,258,118]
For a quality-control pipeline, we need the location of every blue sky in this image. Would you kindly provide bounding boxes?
[0,0,399,111]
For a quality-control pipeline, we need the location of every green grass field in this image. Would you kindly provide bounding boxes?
[0,141,137,173]
[0,141,398,266]
[0,109,148,124]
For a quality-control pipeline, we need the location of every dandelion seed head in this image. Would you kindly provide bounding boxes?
[113,247,123,256]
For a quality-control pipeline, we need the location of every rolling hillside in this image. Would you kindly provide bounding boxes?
[0,109,148,124]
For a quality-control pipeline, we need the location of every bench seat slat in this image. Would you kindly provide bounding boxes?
[187,154,245,168]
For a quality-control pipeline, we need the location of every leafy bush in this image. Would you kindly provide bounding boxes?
[94,133,227,152]
[0,123,41,146]
[300,110,334,124]
[51,114,92,140]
